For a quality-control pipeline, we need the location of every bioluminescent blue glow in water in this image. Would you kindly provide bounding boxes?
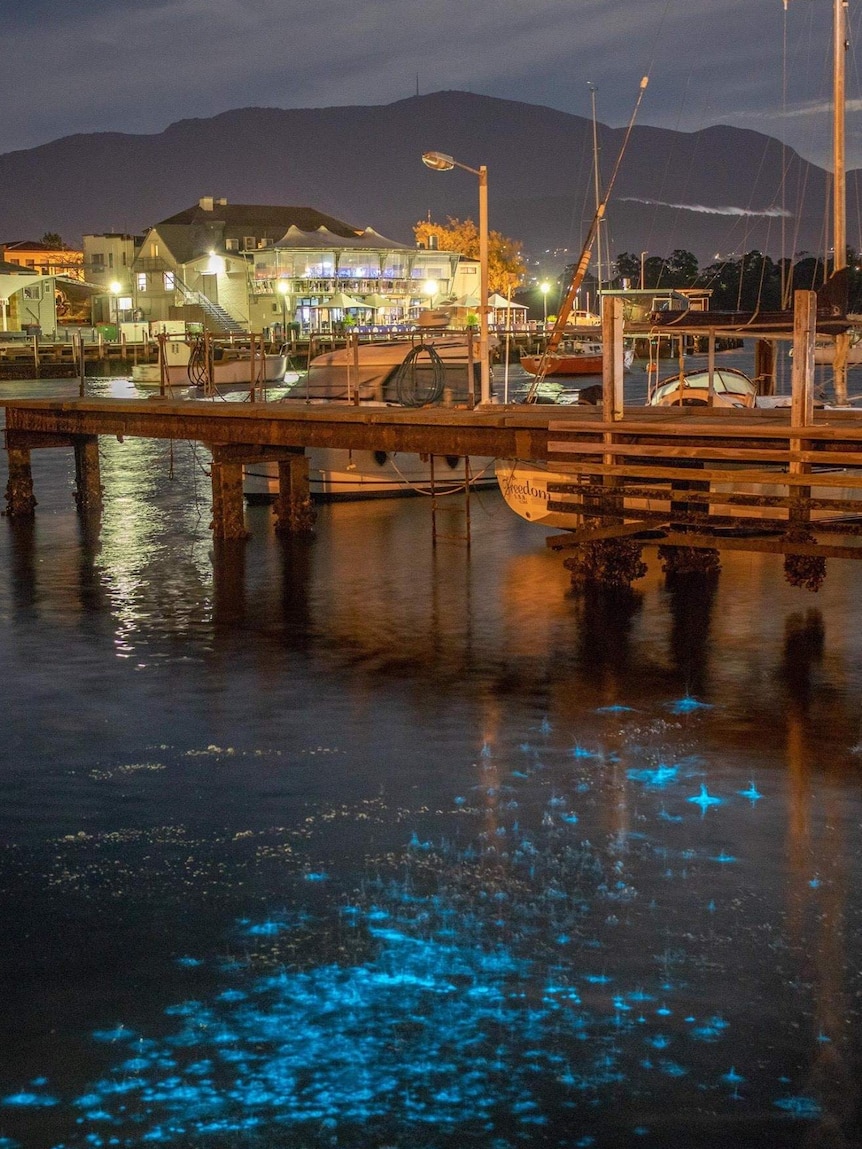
[0,376,861,1149]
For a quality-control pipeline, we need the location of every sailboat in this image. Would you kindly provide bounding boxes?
[498,2,857,531]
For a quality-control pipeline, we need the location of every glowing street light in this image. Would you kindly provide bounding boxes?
[421,150,491,403]
[109,280,122,330]
[540,281,550,327]
[276,278,290,340]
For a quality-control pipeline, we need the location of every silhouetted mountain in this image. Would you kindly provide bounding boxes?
[0,91,853,266]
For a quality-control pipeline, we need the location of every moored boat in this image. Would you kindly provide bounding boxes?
[244,334,497,501]
[521,339,634,378]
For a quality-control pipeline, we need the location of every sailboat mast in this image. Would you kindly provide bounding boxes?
[589,83,603,296]
[834,0,847,272]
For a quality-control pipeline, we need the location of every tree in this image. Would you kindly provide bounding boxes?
[413,217,526,296]
[41,232,65,248]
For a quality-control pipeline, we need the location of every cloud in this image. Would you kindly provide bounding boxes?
[618,197,792,219]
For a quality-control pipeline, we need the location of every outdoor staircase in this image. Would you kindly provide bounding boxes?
[194,295,246,335]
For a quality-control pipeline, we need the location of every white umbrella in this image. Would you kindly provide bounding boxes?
[320,290,363,309]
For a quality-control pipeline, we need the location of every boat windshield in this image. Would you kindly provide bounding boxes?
[652,368,757,404]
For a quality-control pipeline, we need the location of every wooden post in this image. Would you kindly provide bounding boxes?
[352,331,361,406]
[467,328,476,409]
[754,339,776,396]
[601,294,624,422]
[791,290,816,429]
[77,333,86,397]
[210,460,249,540]
[4,445,37,516]
[273,452,315,535]
[789,289,816,532]
[73,436,102,513]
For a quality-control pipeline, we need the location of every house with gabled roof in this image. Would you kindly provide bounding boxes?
[132,197,366,332]
[131,196,484,335]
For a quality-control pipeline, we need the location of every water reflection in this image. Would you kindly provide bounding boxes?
[1,382,862,1149]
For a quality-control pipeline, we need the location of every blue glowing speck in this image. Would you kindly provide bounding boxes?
[304,871,328,882]
[721,1067,745,1086]
[709,851,736,864]
[571,745,600,759]
[2,1092,59,1108]
[658,807,683,822]
[539,717,552,735]
[627,765,678,788]
[738,781,763,803]
[809,877,821,889]
[669,696,712,714]
[687,784,723,814]
[816,1031,832,1043]
[175,956,202,968]
[91,1026,135,1043]
[597,704,635,713]
[774,1095,821,1118]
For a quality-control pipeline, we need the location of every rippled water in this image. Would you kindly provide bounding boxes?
[1,372,861,1149]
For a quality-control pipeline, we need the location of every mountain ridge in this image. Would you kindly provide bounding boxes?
[0,91,853,265]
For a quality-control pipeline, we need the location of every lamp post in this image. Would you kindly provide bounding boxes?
[421,150,490,403]
[109,280,121,335]
[277,279,290,341]
[540,281,550,327]
[640,251,648,290]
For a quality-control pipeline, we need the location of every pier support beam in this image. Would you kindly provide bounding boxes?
[563,538,647,589]
[4,445,37,517]
[73,436,103,513]
[210,459,249,541]
[274,452,316,535]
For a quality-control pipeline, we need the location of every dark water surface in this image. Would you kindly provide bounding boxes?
[1,374,861,1149]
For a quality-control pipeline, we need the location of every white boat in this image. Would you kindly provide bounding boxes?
[648,366,759,408]
[132,337,292,388]
[246,447,497,502]
[244,335,497,501]
[294,335,490,405]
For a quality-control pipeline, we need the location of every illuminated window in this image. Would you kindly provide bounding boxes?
[164,272,175,290]
[136,272,147,291]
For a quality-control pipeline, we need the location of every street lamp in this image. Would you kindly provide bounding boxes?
[540,281,550,327]
[421,150,491,403]
[276,279,290,341]
[109,280,121,332]
[422,278,438,317]
[640,251,648,290]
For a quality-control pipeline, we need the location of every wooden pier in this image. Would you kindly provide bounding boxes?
[3,291,862,588]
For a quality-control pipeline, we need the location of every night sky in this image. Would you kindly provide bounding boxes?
[3,1,857,167]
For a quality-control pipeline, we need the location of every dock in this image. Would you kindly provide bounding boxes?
[3,290,862,590]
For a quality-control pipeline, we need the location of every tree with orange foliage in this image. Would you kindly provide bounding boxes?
[414,217,525,297]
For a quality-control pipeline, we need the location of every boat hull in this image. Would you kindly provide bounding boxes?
[132,355,290,388]
[496,459,862,530]
[520,353,603,376]
[245,448,498,502]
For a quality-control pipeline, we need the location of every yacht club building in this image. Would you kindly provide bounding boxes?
[129,197,483,335]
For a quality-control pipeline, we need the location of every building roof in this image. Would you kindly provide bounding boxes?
[157,200,361,238]
[274,225,409,251]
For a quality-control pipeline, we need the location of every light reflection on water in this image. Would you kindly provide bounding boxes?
[0,376,861,1148]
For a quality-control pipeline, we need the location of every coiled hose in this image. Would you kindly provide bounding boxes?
[392,344,446,407]
[186,338,209,387]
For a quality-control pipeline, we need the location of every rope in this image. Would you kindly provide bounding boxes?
[392,343,447,407]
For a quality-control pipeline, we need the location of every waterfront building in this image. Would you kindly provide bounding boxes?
[129,196,488,336]
[83,233,143,327]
